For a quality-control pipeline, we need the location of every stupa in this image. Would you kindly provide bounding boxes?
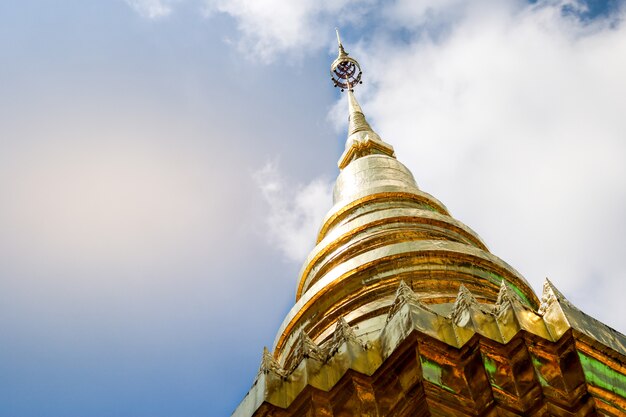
[232,32,626,417]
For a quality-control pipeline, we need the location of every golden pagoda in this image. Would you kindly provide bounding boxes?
[232,33,626,417]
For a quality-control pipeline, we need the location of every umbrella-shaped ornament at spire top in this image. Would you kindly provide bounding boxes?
[331,29,362,92]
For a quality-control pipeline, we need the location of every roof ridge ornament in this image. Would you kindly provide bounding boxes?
[494,280,535,320]
[386,280,433,323]
[259,346,286,377]
[449,285,479,325]
[287,330,325,371]
[325,317,367,356]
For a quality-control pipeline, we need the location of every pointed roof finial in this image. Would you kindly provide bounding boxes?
[336,28,345,53]
[259,346,285,376]
[330,29,362,92]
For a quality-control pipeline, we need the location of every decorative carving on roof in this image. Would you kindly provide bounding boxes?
[450,284,482,326]
[286,330,325,371]
[538,278,562,315]
[259,347,286,378]
[325,317,366,356]
[494,280,529,317]
[386,280,431,323]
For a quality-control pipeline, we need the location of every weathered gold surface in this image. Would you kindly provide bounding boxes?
[231,37,626,417]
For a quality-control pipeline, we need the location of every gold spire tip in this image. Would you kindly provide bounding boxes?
[335,28,345,53]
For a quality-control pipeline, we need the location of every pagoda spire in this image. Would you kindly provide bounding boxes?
[331,30,395,169]
[347,90,373,136]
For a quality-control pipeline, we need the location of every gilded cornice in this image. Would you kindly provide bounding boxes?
[275,239,538,360]
[232,280,626,417]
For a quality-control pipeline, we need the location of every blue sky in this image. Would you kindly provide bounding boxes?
[0,1,625,416]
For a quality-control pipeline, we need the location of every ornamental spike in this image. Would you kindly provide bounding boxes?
[450,284,479,326]
[259,346,285,376]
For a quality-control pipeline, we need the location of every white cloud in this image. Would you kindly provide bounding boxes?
[124,0,372,58]
[243,1,626,330]
[359,0,626,328]
[124,0,177,19]
[203,0,374,62]
[121,0,626,330]
[253,161,333,262]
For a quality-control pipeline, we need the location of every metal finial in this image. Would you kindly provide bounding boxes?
[330,29,362,92]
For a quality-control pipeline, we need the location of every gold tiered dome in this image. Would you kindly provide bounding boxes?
[272,42,538,366]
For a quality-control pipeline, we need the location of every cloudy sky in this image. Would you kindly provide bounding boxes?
[0,0,624,416]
